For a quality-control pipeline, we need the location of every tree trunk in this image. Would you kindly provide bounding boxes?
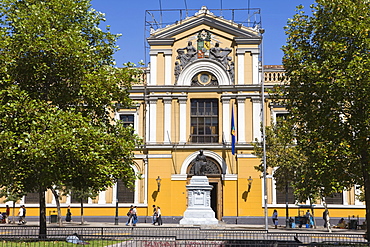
[285,183,289,228]
[80,200,84,225]
[362,161,370,241]
[323,201,331,233]
[50,188,62,227]
[12,201,15,224]
[39,189,47,239]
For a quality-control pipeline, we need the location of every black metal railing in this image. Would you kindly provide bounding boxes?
[0,226,368,246]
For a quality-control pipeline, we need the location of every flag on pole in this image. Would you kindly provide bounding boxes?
[231,106,236,155]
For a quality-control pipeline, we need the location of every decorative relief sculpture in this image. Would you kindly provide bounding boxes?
[176,41,197,69]
[174,30,235,84]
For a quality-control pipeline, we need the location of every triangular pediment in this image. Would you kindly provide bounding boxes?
[147,7,261,46]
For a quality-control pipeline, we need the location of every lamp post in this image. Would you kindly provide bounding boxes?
[156,176,162,192]
[247,176,253,192]
[114,180,119,225]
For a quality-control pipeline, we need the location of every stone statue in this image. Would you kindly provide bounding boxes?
[176,41,197,69]
[228,60,235,83]
[174,61,181,84]
[210,42,232,68]
[194,150,207,176]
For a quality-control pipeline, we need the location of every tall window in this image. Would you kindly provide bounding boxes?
[120,114,134,128]
[190,99,219,143]
[325,192,343,204]
[276,185,296,204]
[24,192,40,204]
[117,179,134,203]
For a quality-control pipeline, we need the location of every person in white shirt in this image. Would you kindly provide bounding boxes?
[156,206,162,226]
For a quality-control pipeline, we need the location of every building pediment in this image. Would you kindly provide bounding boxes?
[147,7,261,46]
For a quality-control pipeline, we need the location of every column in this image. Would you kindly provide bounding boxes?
[237,97,246,143]
[149,51,157,85]
[164,52,172,85]
[251,97,262,142]
[98,191,106,204]
[222,97,231,143]
[179,97,187,144]
[252,52,260,85]
[163,97,172,143]
[236,49,245,85]
[148,97,158,143]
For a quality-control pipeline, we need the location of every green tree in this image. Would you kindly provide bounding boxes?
[0,0,141,238]
[281,0,370,238]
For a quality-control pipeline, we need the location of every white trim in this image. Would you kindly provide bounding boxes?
[147,154,172,159]
[252,53,259,85]
[164,54,172,85]
[224,174,238,180]
[271,109,289,123]
[237,52,245,85]
[171,174,188,181]
[179,97,187,143]
[237,97,246,143]
[177,60,230,86]
[222,97,231,143]
[252,97,262,142]
[98,191,106,204]
[237,154,257,158]
[149,54,157,85]
[163,98,172,143]
[148,98,157,143]
[116,111,139,135]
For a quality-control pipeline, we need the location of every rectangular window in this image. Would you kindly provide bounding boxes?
[117,179,134,203]
[25,192,40,204]
[276,185,296,204]
[325,192,343,204]
[190,99,218,143]
[119,114,135,128]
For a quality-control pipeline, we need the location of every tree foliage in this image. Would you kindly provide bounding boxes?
[0,0,142,236]
[280,0,370,237]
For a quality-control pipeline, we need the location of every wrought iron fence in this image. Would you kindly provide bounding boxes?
[0,226,368,246]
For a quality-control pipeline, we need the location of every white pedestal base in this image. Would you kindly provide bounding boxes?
[180,176,219,225]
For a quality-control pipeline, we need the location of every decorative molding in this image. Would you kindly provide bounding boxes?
[147,154,173,159]
[177,59,230,86]
[149,49,173,55]
[236,47,260,55]
[171,174,188,181]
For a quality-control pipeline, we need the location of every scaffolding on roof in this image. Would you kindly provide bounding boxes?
[143,7,262,65]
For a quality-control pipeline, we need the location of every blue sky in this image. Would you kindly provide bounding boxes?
[91,0,314,66]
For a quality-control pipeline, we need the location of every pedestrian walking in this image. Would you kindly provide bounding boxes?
[5,205,10,224]
[272,209,278,229]
[18,205,26,225]
[156,206,162,226]
[132,206,138,226]
[126,205,134,226]
[152,205,157,225]
[66,205,72,222]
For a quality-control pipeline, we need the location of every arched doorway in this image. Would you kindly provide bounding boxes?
[187,156,223,220]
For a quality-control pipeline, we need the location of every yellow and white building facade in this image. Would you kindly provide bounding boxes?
[2,6,365,224]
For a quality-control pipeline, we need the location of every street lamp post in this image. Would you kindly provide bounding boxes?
[114,180,119,225]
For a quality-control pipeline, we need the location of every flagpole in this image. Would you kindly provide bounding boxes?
[259,26,268,231]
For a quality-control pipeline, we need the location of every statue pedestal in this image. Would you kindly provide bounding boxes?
[180,176,218,225]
